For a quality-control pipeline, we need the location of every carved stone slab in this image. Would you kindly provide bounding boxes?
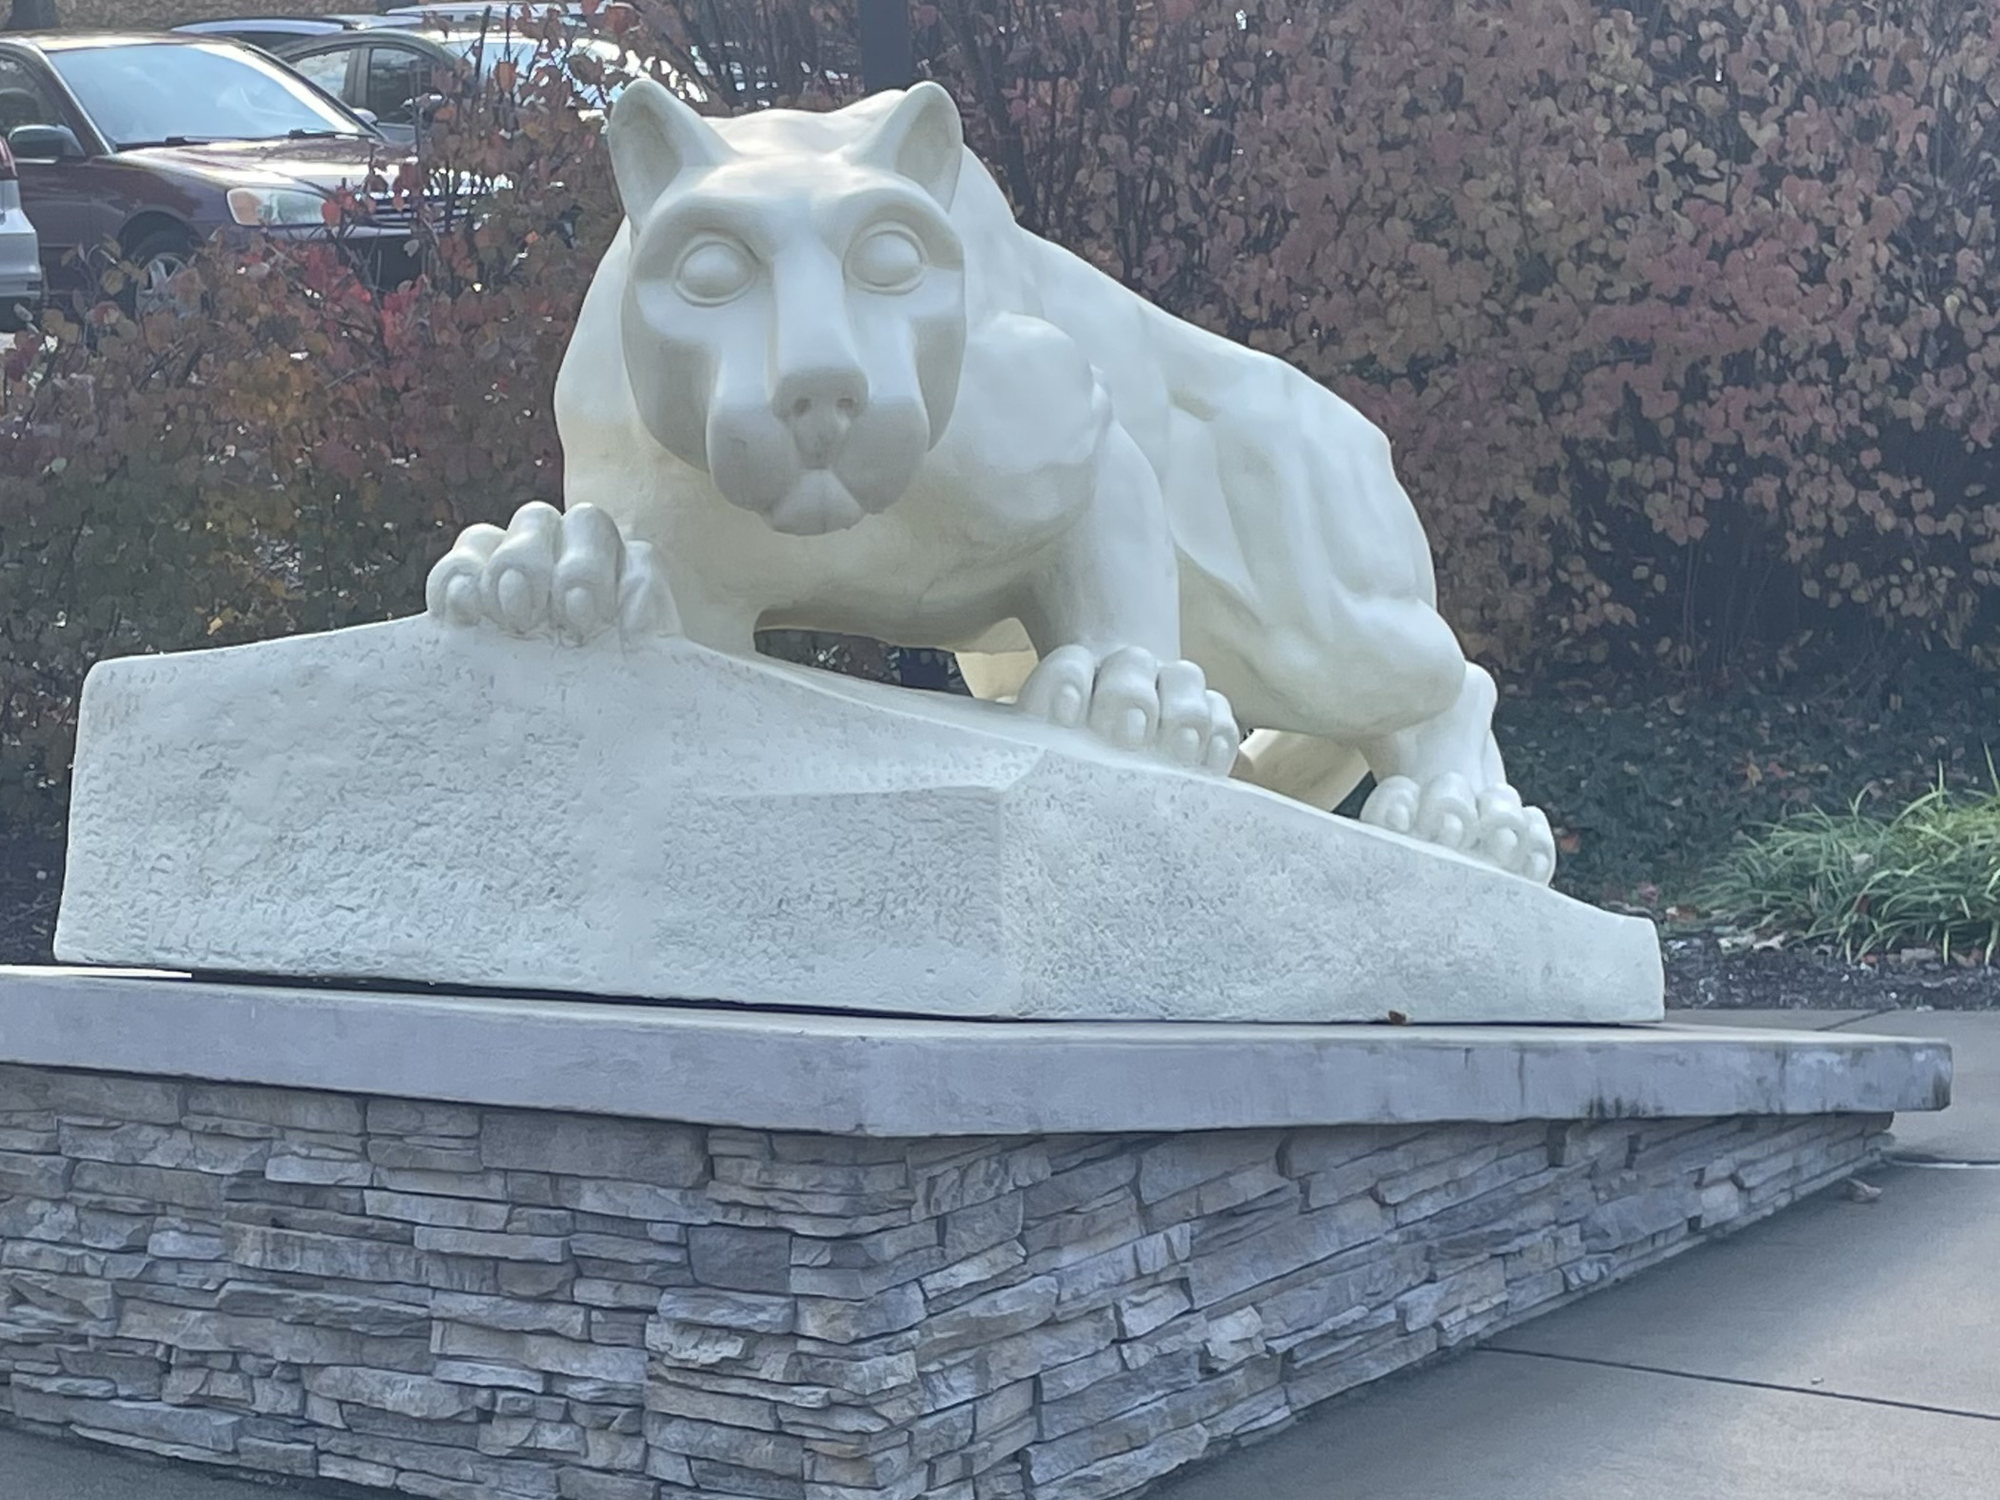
[55,620,1663,1023]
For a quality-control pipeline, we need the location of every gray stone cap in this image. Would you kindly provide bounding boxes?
[0,966,1951,1136]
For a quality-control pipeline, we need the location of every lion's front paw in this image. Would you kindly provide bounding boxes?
[1360,774,1556,885]
[1016,644,1240,775]
[425,502,677,643]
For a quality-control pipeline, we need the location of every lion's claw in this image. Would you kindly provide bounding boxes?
[1018,644,1239,775]
[426,502,677,643]
[1362,773,1555,883]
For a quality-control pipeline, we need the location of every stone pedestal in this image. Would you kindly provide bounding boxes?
[54,620,1663,1024]
[0,968,1949,1500]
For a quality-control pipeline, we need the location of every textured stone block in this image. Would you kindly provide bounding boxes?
[479,1416,589,1457]
[921,1243,1027,1303]
[16,1391,243,1452]
[1581,1185,1701,1252]
[304,1366,477,1420]
[215,1283,430,1336]
[1186,1196,1392,1304]
[363,1189,512,1230]
[224,1224,424,1283]
[74,1161,226,1212]
[481,1112,706,1188]
[0,1068,184,1125]
[0,1050,1910,1500]
[655,1288,797,1335]
[1031,1425,1208,1500]
[433,1323,647,1384]
[794,1284,926,1344]
[687,1226,793,1294]
[430,1292,591,1338]
[264,1153,374,1187]
[645,1413,805,1476]
[413,1227,570,1263]
[369,1099,483,1137]
[920,1277,1058,1362]
[556,1178,704,1223]
[559,1469,660,1500]
[187,1084,364,1134]
[0,1150,71,1198]
[433,1359,548,1393]
[922,1311,1119,1409]
[59,1122,271,1174]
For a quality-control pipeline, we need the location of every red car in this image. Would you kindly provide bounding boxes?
[0,31,429,311]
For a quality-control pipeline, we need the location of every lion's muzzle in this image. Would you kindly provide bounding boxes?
[775,366,866,468]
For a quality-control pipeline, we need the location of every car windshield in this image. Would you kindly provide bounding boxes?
[46,41,371,149]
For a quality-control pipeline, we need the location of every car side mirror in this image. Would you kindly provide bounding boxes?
[352,107,380,127]
[8,124,84,161]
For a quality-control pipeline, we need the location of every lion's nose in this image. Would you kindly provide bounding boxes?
[773,368,868,464]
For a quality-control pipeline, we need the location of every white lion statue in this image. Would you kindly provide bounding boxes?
[426,79,1556,884]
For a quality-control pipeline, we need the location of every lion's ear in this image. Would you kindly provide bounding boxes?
[607,78,733,222]
[849,81,963,209]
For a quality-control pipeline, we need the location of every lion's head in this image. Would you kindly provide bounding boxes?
[606,79,968,537]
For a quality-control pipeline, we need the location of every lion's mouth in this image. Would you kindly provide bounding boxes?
[762,468,871,536]
[704,400,929,535]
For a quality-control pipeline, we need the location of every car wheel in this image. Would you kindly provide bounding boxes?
[121,230,200,318]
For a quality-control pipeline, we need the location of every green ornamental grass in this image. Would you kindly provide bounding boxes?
[1696,779,2000,962]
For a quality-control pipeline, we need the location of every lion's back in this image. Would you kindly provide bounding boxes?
[988,204,1439,613]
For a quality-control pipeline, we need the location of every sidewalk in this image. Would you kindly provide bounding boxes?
[3,1010,1992,1500]
[1155,1008,2000,1500]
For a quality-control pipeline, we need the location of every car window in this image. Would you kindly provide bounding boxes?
[432,33,637,103]
[0,55,67,141]
[363,44,433,125]
[231,31,323,50]
[287,47,355,102]
[45,41,371,149]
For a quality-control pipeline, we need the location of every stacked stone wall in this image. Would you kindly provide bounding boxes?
[0,1064,1886,1499]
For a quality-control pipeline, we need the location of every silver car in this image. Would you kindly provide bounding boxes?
[0,133,40,330]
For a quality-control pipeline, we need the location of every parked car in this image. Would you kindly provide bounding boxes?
[0,132,42,330]
[261,31,462,146]
[171,16,392,49]
[381,4,639,30]
[179,14,646,135]
[0,33,428,311]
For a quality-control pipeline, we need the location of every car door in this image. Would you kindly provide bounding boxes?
[356,41,447,147]
[0,49,117,297]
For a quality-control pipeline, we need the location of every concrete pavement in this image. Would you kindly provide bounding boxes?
[4,1008,1992,1500]
[1157,1333,2000,1500]
[0,1425,297,1498]
[1156,1006,2000,1500]
[1852,1010,1999,1163]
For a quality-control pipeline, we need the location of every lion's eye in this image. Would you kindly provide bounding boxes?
[848,226,925,293]
[675,237,756,303]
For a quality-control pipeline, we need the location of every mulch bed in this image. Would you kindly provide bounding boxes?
[1663,930,2000,1011]
[0,833,60,967]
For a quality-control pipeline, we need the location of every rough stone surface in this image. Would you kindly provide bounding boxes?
[52,620,1662,1024]
[0,1060,1893,1500]
[0,971,1949,1137]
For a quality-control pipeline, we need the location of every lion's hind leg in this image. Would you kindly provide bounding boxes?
[1354,662,1557,884]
